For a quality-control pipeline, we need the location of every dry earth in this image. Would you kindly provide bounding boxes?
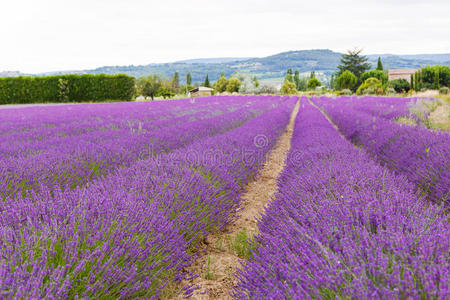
[169,100,300,300]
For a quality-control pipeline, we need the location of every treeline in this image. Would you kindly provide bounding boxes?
[280,69,322,94]
[410,66,450,92]
[279,49,450,96]
[331,50,450,95]
[135,72,272,99]
[0,74,135,104]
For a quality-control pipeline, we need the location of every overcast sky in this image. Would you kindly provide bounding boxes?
[1,0,449,73]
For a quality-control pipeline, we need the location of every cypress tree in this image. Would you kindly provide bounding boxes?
[172,72,180,89]
[204,74,210,87]
[414,71,419,91]
[419,70,423,90]
[410,74,414,91]
[294,70,300,89]
[434,70,440,90]
[330,74,335,90]
[285,69,294,83]
[377,57,383,71]
[186,73,192,85]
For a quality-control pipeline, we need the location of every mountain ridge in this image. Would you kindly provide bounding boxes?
[1,49,449,84]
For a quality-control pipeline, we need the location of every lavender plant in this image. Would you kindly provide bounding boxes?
[235,97,449,299]
[0,96,297,298]
[313,96,449,205]
[0,96,284,199]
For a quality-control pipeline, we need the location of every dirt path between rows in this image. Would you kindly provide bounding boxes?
[170,100,300,300]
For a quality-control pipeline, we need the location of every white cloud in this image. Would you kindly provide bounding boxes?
[0,0,449,73]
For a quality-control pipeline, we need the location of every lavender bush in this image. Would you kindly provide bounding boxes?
[0,96,297,298]
[235,97,449,299]
[313,96,449,205]
[0,96,284,199]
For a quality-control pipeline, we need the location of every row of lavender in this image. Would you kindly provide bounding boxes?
[0,96,238,137]
[0,96,284,199]
[235,97,449,298]
[0,96,297,298]
[322,96,415,121]
[313,96,449,205]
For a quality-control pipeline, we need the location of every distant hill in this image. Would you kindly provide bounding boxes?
[0,71,30,77]
[2,49,449,84]
[369,53,450,64]
[175,57,251,64]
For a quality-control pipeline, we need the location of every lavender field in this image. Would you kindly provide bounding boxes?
[0,96,449,299]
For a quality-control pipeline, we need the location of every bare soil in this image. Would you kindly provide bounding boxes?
[169,101,300,300]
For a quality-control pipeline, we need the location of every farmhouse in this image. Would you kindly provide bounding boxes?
[189,86,214,97]
[388,69,417,83]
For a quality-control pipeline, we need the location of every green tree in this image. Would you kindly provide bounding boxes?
[136,75,162,100]
[297,77,308,91]
[360,70,388,85]
[307,77,321,90]
[410,74,414,91]
[214,73,228,93]
[294,70,300,89]
[337,48,371,82]
[329,74,336,90]
[419,65,449,88]
[172,72,180,90]
[388,79,410,93]
[186,72,192,85]
[356,77,383,95]
[310,71,315,79]
[253,76,259,88]
[256,84,277,94]
[336,70,357,90]
[58,78,69,102]
[285,69,294,83]
[204,74,210,87]
[281,80,297,95]
[376,57,383,71]
[160,79,176,99]
[226,77,242,93]
[434,70,440,89]
[414,72,419,91]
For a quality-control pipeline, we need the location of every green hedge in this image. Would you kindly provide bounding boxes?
[0,74,136,104]
[419,65,450,88]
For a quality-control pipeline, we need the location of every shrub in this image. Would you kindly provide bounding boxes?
[256,84,277,94]
[340,89,352,95]
[360,70,388,84]
[336,70,357,90]
[214,74,228,93]
[226,78,242,93]
[388,78,410,93]
[281,81,297,95]
[420,65,450,87]
[439,86,449,95]
[356,77,383,95]
[387,88,396,95]
[0,74,135,104]
[307,77,322,90]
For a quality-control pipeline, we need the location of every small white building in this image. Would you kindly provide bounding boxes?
[388,69,417,83]
[189,87,214,97]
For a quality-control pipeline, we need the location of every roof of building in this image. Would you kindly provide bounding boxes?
[189,86,214,93]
